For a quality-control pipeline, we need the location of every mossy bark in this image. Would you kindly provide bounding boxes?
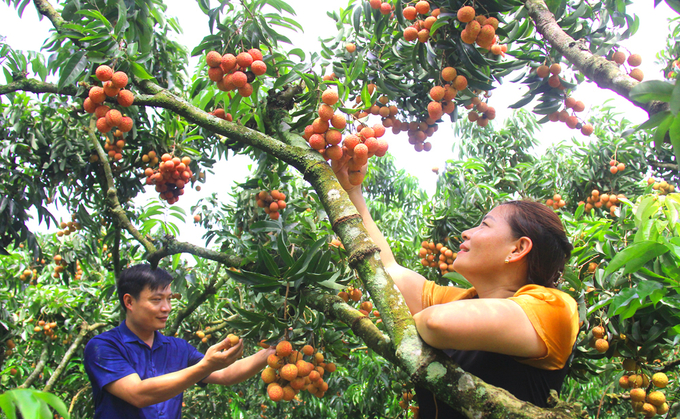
[523,0,665,116]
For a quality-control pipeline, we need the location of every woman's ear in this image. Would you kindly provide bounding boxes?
[512,237,533,261]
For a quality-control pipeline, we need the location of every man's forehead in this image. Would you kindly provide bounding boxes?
[141,284,172,296]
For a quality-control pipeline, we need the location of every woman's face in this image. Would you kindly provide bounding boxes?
[453,206,520,279]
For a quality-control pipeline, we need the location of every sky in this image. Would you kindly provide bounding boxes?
[0,0,673,248]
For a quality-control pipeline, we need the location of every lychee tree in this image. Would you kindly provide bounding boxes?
[0,0,679,418]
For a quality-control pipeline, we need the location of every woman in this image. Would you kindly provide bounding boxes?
[333,160,579,418]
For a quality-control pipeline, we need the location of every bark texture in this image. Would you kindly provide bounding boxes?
[523,0,665,116]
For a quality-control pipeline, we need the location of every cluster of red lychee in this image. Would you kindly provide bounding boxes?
[18,268,35,282]
[545,90,593,135]
[427,67,464,122]
[545,193,567,210]
[402,1,441,44]
[457,6,505,53]
[52,254,67,279]
[338,287,382,323]
[33,319,59,340]
[368,0,394,15]
[618,360,669,417]
[303,88,389,185]
[84,66,135,144]
[144,154,194,204]
[608,159,625,174]
[205,48,267,97]
[580,189,625,217]
[418,241,457,274]
[649,178,676,195]
[262,341,336,401]
[255,190,287,221]
[346,83,442,153]
[208,108,233,122]
[611,50,644,81]
[465,92,496,128]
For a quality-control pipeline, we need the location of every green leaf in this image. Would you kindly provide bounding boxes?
[609,288,641,319]
[443,272,472,288]
[114,0,128,37]
[604,241,669,276]
[130,62,155,81]
[671,79,680,115]
[629,80,674,103]
[77,10,113,29]
[57,51,87,90]
[637,110,671,131]
[653,112,674,146]
[0,393,17,419]
[668,114,680,163]
[32,391,69,419]
[258,247,280,277]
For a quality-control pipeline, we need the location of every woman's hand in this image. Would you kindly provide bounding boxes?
[331,154,367,194]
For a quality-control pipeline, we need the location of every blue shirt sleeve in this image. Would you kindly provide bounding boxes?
[183,340,208,387]
[84,337,137,394]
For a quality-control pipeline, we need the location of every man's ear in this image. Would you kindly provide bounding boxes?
[123,293,135,311]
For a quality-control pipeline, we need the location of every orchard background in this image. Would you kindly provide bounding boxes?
[1,0,680,417]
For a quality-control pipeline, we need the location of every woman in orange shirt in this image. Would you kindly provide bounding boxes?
[333,161,579,418]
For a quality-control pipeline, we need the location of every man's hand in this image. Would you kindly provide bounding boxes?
[200,337,244,373]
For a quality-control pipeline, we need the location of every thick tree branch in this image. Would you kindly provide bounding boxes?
[147,235,243,268]
[87,119,157,255]
[43,322,106,392]
[650,160,679,171]
[33,0,66,32]
[524,0,665,116]
[306,291,396,363]
[18,346,48,389]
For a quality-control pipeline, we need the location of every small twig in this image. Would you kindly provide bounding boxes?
[69,384,91,413]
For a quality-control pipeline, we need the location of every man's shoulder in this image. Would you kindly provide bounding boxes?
[85,324,124,350]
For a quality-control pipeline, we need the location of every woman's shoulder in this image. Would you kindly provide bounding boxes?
[512,284,577,310]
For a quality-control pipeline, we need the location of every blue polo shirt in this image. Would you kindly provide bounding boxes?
[84,321,206,419]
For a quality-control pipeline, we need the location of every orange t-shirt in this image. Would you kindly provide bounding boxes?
[421,281,579,370]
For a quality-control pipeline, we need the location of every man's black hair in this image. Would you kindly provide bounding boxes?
[117,264,173,312]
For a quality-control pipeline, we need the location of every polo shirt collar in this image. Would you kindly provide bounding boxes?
[120,320,169,350]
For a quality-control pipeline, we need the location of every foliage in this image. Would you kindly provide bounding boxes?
[0,0,679,418]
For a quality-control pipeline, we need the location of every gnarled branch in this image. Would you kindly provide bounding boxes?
[87,119,157,255]
[147,235,242,269]
[524,0,665,117]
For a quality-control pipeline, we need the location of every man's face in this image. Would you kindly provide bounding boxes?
[126,285,172,331]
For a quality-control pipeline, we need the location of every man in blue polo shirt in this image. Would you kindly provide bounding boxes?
[84,264,275,418]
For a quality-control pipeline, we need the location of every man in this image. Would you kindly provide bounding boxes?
[84,264,274,418]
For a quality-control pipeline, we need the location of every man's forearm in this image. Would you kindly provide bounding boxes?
[114,362,213,408]
[205,348,272,386]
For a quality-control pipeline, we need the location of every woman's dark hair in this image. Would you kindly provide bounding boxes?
[117,264,173,312]
[499,200,573,288]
